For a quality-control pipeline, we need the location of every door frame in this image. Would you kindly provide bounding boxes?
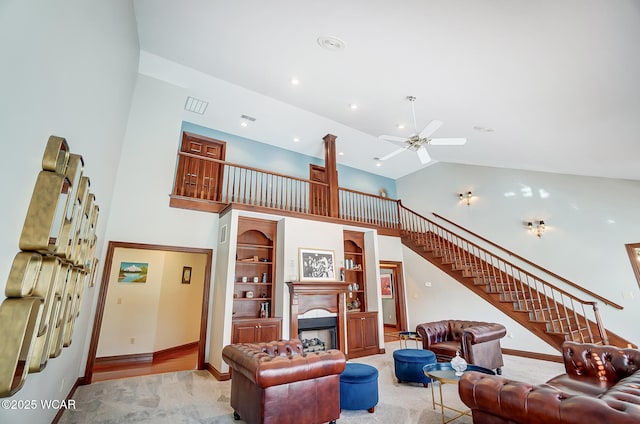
[379,260,408,332]
[83,241,213,384]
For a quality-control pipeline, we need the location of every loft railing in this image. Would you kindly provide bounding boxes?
[172,152,400,225]
[398,202,609,345]
[338,187,399,228]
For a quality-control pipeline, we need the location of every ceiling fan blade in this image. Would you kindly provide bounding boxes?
[416,146,431,164]
[419,120,443,139]
[378,147,407,161]
[379,135,408,143]
[429,137,467,146]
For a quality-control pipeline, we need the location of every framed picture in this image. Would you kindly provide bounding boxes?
[380,274,393,299]
[299,248,336,281]
[118,262,148,283]
[182,266,192,284]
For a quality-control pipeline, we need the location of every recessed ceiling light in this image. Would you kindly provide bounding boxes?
[317,36,346,52]
[290,77,300,85]
[240,122,248,127]
[397,124,405,129]
[349,104,358,110]
[338,152,344,156]
[376,162,382,167]
[184,96,209,114]
[293,137,300,142]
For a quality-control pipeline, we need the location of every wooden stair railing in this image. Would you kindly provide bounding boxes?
[432,212,624,311]
[398,202,634,350]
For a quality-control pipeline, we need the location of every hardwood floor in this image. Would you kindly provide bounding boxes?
[92,344,198,383]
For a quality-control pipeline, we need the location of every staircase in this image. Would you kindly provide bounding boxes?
[398,204,634,351]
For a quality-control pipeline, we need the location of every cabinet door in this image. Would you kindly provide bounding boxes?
[362,314,379,349]
[257,321,281,343]
[347,314,365,351]
[232,321,258,344]
[347,312,379,358]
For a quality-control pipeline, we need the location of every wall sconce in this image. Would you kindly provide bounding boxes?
[527,220,545,238]
[459,191,472,206]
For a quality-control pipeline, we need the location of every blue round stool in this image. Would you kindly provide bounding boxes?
[339,363,379,413]
[393,348,436,387]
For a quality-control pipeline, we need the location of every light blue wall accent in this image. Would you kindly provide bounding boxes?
[181,121,397,198]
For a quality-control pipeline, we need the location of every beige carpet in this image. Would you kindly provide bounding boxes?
[59,341,564,423]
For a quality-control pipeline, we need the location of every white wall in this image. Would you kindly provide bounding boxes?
[397,162,640,351]
[0,1,138,423]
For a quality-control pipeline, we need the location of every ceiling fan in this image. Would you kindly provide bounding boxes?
[377,96,467,164]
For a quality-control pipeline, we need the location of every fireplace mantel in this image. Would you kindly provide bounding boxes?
[286,281,349,352]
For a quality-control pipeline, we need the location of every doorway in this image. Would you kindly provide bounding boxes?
[83,241,212,384]
[379,261,407,340]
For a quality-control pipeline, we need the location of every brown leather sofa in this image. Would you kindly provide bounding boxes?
[459,341,640,424]
[221,339,346,424]
[415,319,506,373]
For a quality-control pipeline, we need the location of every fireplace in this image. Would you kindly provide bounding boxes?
[286,281,349,352]
[298,316,338,352]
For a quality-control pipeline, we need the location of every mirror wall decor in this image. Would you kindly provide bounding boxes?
[0,136,100,397]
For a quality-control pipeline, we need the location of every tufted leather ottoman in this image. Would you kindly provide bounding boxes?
[339,363,379,413]
[393,348,436,387]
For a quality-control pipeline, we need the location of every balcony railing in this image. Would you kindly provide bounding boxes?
[172,152,400,229]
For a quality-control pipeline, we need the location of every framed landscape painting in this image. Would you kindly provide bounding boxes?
[299,248,336,281]
[118,262,148,283]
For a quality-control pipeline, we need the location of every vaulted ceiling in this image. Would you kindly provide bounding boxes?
[134,0,640,180]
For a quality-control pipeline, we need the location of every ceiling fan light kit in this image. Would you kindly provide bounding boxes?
[377,96,467,164]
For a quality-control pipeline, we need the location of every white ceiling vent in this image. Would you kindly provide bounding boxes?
[184,96,209,114]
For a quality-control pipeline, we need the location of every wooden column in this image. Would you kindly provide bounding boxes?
[323,134,339,217]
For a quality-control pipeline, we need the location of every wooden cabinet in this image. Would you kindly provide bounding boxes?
[346,311,379,358]
[232,217,281,343]
[343,230,366,312]
[231,318,282,344]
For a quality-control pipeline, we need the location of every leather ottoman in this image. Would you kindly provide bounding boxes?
[339,363,379,413]
[393,348,436,387]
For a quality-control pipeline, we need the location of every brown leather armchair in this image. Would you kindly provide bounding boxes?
[459,341,640,424]
[415,319,506,373]
[222,339,346,424]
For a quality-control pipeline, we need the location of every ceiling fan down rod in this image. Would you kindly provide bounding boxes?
[407,95,418,133]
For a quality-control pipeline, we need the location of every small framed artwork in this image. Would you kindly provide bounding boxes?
[380,274,393,299]
[182,266,192,284]
[118,262,148,283]
[299,248,336,281]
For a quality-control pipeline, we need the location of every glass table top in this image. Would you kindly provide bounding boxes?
[423,362,495,384]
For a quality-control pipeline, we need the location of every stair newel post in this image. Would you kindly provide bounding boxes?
[323,134,339,218]
[592,302,609,345]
